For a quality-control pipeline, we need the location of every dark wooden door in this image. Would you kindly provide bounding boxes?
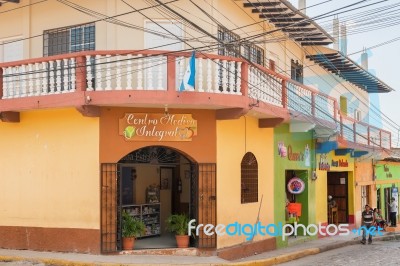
[194,163,216,248]
[328,172,348,223]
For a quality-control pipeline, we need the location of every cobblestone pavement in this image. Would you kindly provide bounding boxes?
[280,240,400,266]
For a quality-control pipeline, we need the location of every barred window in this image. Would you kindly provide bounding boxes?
[291,59,303,83]
[43,23,95,56]
[241,152,258,204]
[217,26,240,57]
[242,42,265,66]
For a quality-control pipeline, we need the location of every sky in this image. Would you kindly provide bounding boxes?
[288,0,400,146]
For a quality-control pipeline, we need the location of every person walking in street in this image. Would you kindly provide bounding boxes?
[389,197,398,227]
[361,204,374,245]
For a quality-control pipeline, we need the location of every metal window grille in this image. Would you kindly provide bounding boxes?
[291,59,303,83]
[242,42,265,66]
[43,22,95,56]
[241,152,258,204]
[217,26,240,57]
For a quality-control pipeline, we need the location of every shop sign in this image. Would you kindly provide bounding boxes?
[319,154,330,171]
[278,142,310,166]
[384,165,393,178]
[331,159,349,167]
[119,113,197,141]
[287,145,304,161]
[287,177,305,194]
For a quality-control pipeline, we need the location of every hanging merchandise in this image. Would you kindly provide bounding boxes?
[287,177,305,194]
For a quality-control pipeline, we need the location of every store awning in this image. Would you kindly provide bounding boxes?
[242,0,334,46]
[305,46,393,93]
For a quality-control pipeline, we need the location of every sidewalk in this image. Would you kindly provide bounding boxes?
[1,232,400,266]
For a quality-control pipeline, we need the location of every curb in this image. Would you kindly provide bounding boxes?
[1,233,399,266]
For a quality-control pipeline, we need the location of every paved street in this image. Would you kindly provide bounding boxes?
[280,240,400,266]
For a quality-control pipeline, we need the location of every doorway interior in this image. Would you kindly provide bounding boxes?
[327,172,348,223]
[118,146,194,249]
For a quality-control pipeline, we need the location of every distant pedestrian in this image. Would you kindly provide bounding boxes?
[389,197,398,227]
[361,204,374,245]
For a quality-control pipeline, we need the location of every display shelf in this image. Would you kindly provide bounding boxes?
[122,203,161,238]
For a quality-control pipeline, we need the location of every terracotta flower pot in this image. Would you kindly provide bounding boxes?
[175,235,189,248]
[122,237,135,250]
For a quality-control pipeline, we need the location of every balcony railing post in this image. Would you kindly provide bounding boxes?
[379,130,382,148]
[353,122,357,143]
[367,126,370,146]
[340,114,343,138]
[75,56,87,92]
[311,92,316,117]
[282,79,287,108]
[241,61,248,97]
[0,67,3,99]
[167,55,176,92]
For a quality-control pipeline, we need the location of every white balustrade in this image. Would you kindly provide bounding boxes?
[86,56,93,91]
[116,55,122,90]
[137,54,143,90]
[63,59,69,93]
[157,57,163,90]
[95,55,103,91]
[198,58,203,92]
[3,68,9,98]
[56,60,62,93]
[70,58,76,92]
[207,59,212,92]
[177,56,184,91]
[105,55,112,91]
[236,62,242,95]
[28,64,34,96]
[49,61,55,94]
[214,59,220,93]
[20,65,26,96]
[126,54,132,90]
[35,63,40,96]
[42,62,48,95]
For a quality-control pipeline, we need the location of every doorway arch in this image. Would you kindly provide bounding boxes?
[100,145,216,252]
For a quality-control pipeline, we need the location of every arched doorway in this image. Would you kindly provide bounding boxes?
[100,146,216,252]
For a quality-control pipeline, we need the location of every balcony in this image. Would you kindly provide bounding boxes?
[0,50,391,150]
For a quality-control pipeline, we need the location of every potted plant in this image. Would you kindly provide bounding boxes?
[166,213,191,248]
[122,211,146,250]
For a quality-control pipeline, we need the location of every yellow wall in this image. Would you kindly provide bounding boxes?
[315,151,355,224]
[216,116,274,249]
[0,109,99,229]
[354,160,375,226]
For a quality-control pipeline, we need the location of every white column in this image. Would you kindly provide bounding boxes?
[105,55,112,90]
[35,63,41,96]
[95,55,103,91]
[63,59,69,93]
[198,58,203,92]
[137,54,143,90]
[86,56,93,91]
[206,58,212,92]
[41,62,48,95]
[70,58,76,92]
[28,64,34,96]
[126,54,132,90]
